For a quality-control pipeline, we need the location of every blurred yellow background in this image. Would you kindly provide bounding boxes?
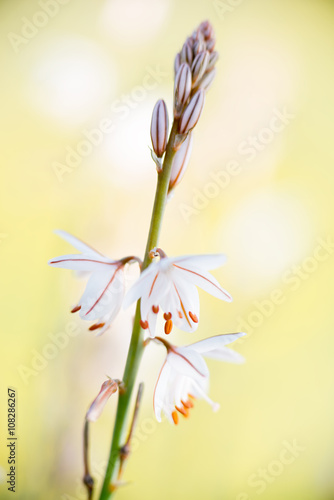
[1,0,334,499]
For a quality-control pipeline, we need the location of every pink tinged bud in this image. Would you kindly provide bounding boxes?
[179,89,205,135]
[181,41,193,65]
[207,51,219,72]
[206,38,216,52]
[193,39,206,56]
[197,68,216,92]
[191,51,210,86]
[169,132,193,192]
[86,379,118,422]
[150,100,169,157]
[174,53,181,75]
[174,63,192,118]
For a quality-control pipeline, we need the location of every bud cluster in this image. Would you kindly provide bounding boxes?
[150,20,218,190]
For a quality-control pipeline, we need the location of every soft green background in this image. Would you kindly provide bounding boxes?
[1,0,334,499]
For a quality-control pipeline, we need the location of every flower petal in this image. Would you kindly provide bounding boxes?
[48,254,114,271]
[123,264,159,309]
[79,268,124,321]
[86,379,118,422]
[172,253,226,270]
[173,264,232,302]
[54,230,105,257]
[168,348,209,380]
[153,360,172,422]
[191,332,246,352]
[168,276,200,332]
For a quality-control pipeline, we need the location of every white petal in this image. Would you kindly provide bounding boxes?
[168,348,209,380]
[153,360,172,422]
[203,347,245,364]
[123,264,158,308]
[48,254,114,271]
[141,271,171,319]
[173,264,232,302]
[172,253,226,270]
[79,268,124,321]
[191,333,246,353]
[168,276,200,332]
[54,230,105,257]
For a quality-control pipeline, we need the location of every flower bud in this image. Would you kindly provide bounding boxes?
[206,37,216,52]
[180,41,193,65]
[193,39,206,56]
[196,68,216,92]
[179,89,205,135]
[174,63,192,118]
[150,99,169,157]
[169,132,193,193]
[174,53,181,75]
[86,378,118,422]
[207,51,219,72]
[191,50,210,86]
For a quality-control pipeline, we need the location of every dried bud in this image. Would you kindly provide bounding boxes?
[196,68,216,92]
[174,53,181,75]
[174,63,192,118]
[150,100,169,158]
[207,51,219,72]
[180,41,193,65]
[179,89,205,135]
[191,50,210,86]
[86,378,118,422]
[169,132,193,193]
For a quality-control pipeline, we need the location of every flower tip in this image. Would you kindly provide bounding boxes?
[212,402,220,413]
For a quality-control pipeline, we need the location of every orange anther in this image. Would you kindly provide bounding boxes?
[152,305,159,314]
[163,312,172,321]
[71,305,81,313]
[89,322,105,331]
[189,311,198,323]
[182,399,193,409]
[176,405,189,418]
[164,319,173,335]
[172,411,179,425]
[178,311,183,319]
[140,320,149,329]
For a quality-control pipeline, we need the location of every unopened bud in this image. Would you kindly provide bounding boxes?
[191,50,210,86]
[179,89,205,135]
[193,39,206,55]
[150,99,169,157]
[196,68,216,92]
[206,38,216,52]
[174,63,192,118]
[169,132,193,193]
[174,53,181,75]
[86,378,118,422]
[181,41,193,65]
[207,51,219,72]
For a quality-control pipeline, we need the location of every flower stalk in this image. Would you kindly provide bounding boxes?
[98,119,180,500]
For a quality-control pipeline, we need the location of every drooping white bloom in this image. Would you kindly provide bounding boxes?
[123,248,232,338]
[154,332,245,424]
[86,378,119,422]
[48,230,139,335]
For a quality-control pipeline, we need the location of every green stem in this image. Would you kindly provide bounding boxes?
[98,120,179,500]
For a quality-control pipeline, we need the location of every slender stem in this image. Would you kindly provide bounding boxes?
[83,420,94,500]
[99,119,179,500]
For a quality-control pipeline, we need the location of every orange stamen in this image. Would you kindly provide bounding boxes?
[163,312,172,321]
[140,320,149,329]
[176,405,189,418]
[189,311,198,323]
[71,305,81,313]
[164,319,173,334]
[152,305,159,314]
[89,322,105,331]
[178,311,183,319]
[172,411,179,425]
[182,399,193,409]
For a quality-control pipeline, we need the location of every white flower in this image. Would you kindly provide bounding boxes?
[48,230,139,335]
[153,332,246,424]
[86,378,119,422]
[123,248,232,338]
